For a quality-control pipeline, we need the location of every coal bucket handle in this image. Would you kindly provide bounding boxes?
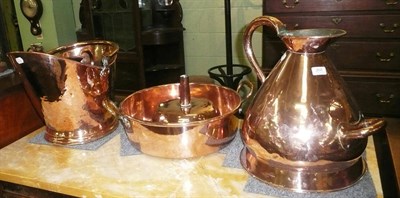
[243,16,286,83]
[339,118,386,140]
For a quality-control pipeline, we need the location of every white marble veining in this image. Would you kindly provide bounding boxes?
[0,128,382,197]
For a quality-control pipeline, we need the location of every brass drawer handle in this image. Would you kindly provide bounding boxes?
[385,0,398,5]
[376,52,395,62]
[282,0,299,8]
[331,17,342,25]
[376,93,395,103]
[284,23,299,29]
[330,43,340,48]
[379,23,399,33]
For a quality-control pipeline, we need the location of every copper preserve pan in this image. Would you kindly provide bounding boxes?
[117,80,247,159]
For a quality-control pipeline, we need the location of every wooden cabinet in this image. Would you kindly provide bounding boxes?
[262,0,400,117]
[0,75,43,148]
[0,2,43,148]
[0,180,73,198]
[373,118,400,197]
[76,0,185,100]
[140,0,186,87]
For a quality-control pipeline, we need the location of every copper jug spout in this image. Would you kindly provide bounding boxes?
[340,117,386,140]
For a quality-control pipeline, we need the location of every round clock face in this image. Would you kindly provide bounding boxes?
[21,0,39,18]
[20,0,43,35]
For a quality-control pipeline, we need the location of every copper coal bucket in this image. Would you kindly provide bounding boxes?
[241,16,386,192]
[7,41,119,145]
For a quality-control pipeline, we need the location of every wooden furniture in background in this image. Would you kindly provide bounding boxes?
[0,1,43,148]
[374,118,400,197]
[385,118,400,197]
[76,0,185,101]
[0,73,43,148]
[262,0,400,117]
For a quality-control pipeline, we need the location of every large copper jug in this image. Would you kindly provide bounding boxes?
[7,41,119,145]
[241,16,386,192]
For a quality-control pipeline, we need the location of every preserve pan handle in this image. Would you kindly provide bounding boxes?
[102,99,119,117]
[102,99,133,132]
[243,16,286,83]
[236,79,254,102]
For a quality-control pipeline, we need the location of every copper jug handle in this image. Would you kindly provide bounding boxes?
[243,16,286,83]
[339,118,386,140]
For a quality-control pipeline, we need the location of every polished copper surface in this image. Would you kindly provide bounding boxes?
[7,51,118,145]
[240,148,367,192]
[119,83,242,159]
[241,16,386,192]
[47,40,118,66]
[154,75,220,123]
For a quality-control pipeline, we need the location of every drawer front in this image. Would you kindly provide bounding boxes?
[264,15,400,38]
[262,40,400,72]
[264,0,399,13]
[345,78,400,117]
[328,41,400,72]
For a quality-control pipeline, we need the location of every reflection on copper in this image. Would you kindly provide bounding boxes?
[47,40,119,66]
[7,41,119,145]
[240,147,367,192]
[241,16,386,192]
[155,75,220,124]
[119,82,242,159]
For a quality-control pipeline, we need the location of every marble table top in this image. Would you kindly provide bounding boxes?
[0,126,383,197]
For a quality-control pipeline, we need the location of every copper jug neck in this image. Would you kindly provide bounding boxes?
[280,29,346,53]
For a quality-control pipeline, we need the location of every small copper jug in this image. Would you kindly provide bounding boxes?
[241,16,386,192]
